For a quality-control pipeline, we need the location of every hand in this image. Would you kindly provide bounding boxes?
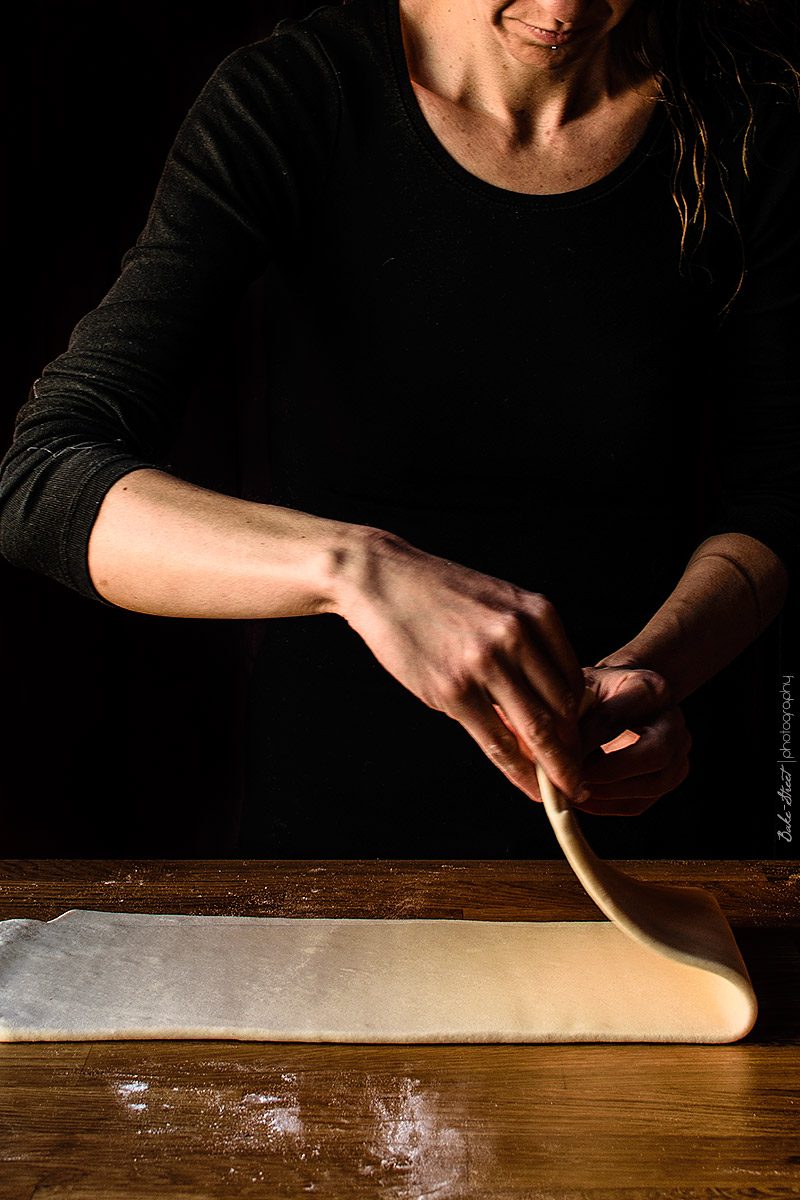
[337,531,587,802]
[576,665,691,815]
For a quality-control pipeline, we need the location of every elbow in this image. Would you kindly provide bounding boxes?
[691,532,789,634]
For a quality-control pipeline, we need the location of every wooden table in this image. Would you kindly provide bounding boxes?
[1,859,798,1199]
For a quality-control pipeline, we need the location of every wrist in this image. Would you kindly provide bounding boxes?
[325,524,417,622]
[232,506,391,621]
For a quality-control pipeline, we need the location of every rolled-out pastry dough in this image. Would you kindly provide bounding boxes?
[0,777,757,1043]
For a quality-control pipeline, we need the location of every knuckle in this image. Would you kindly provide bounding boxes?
[463,638,498,676]
[490,611,525,652]
[520,708,557,747]
[525,592,554,623]
[463,614,525,672]
[638,669,673,706]
[434,671,473,711]
[482,735,518,769]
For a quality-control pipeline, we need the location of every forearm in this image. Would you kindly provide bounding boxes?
[87,468,372,618]
[597,532,789,702]
[89,468,588,798]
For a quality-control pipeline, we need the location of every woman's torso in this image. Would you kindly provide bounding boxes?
[239,0,758,858]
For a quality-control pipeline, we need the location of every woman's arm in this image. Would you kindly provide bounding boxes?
[88,468,360,620]
[574,90,800,815]
[5,30,588,812]
[598,532,787,700]
[0,36,337,600]
[575,531,788,814]
[89,467,588,803]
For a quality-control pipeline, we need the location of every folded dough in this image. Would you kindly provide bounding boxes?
[0,776,757,1043]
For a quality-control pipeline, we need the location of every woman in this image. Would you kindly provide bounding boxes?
[2,0,798,855]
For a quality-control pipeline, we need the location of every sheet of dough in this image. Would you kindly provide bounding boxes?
[0,907,754,1043]
[0,780,757,1044]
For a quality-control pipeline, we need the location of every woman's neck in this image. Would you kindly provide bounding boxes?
[400,0,645,134]
[398,0,659,195]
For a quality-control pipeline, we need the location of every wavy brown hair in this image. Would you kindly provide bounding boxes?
[614,1,800,312]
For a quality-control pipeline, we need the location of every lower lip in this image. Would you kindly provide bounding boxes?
[515,22,579,46]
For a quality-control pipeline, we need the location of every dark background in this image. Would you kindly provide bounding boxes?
[2,1,308,854]
[2,1,797,857]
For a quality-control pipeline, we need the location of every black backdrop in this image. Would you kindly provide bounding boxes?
[3,1,311,854]
[3,2,798,857]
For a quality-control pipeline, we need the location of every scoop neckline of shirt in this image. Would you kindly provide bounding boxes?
[383,0,666,207]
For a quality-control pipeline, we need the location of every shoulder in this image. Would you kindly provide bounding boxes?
[170,0,392,172]
[202,0,388,104]
[150,4,383,204]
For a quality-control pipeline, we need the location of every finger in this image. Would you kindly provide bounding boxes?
[578,752,690,812]
[580,671,672,752]
[487,674,584,801]
[518,597,585,717]
[496,692,594,751]
[453,691,544,802]
[583,715,691,787]
[580,761,688,804]
[576,747,689,809]
[465,607,582,761]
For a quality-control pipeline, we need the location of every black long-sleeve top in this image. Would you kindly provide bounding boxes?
[2,0,799,855]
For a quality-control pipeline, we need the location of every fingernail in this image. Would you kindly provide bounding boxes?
[573,782,591,805]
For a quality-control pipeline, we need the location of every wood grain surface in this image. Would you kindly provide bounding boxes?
[1,860,798,1199]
